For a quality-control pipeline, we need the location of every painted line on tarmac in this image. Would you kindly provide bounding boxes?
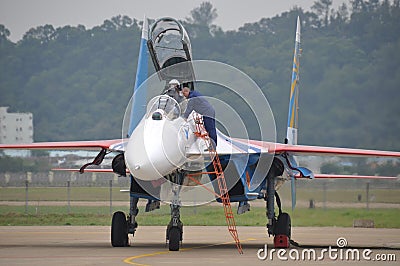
[123,238,258,266]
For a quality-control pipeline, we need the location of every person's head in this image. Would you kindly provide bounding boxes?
[182,87,191,98]
[168,79,180,90]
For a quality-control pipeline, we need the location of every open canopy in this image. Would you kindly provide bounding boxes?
[147,17,195,82]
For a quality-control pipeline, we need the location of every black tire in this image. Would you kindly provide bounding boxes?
[111,211,128,247]
[274,212,291,238]
[168,227,181,251]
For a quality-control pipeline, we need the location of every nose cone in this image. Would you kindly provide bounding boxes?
[125,117,187,181]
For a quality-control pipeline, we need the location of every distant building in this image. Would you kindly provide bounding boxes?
[0,107,33,144]
[0,107,33,156]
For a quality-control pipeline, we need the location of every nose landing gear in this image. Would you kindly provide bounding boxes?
[166,217,183,251]
[166,170,184,251]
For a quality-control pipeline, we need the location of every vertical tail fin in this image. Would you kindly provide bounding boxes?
[286,16,301,145]
[287,17,301,210]
[128,15,149,136]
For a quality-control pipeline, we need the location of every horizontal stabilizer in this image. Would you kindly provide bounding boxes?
[271,143,400,158]
[304,174,398,179]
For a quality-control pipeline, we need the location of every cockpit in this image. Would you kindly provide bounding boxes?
[147,95,181,120]
[147,17,195,82]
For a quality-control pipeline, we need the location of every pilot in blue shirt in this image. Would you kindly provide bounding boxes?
[182,87,217,148]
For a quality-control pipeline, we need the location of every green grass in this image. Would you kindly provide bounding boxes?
[0,187,128,201]
[1,186,398,203]
[1,186,398,227]
[1,205,399,228]
[278,185,400,204]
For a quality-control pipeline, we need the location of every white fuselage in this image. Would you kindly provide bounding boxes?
[125,110,188,180]
[125,95,200,181]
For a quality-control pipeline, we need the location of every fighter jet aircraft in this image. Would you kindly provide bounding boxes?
[1,16,399,253]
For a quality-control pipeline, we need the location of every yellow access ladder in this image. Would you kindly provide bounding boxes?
[192,114,243,254]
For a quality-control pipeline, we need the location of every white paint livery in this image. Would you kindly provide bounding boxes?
[125,96,187,181]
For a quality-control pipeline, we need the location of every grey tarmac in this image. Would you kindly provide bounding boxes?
[0,226,398,265]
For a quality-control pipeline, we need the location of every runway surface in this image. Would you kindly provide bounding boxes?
[0,226,398,265]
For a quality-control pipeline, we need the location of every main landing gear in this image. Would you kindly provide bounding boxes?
[265,189,292,248]
[272,193,291,248]
[265,159,292,248]
[111,196,139,247]
[111,171,185,251]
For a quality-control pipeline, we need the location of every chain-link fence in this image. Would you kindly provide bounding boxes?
[1,172,399,216]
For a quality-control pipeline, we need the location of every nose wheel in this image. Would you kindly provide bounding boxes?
[167,224,183,251]
[166,203,183,251]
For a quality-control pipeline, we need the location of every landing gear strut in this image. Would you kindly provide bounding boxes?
[166,170,184,251]
[127,196,139,236]
[263,158,291,248]
[265,179,291,248]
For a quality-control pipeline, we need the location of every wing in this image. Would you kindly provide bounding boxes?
[0,139,128,173]
[0,139,127,152]
[245,140,400,179]
[241,139,400,158]
[271,142,400,158]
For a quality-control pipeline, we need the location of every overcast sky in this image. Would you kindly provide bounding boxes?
[0,0,348,42]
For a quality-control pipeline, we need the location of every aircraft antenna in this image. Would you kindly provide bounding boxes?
[192,114,243,254]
